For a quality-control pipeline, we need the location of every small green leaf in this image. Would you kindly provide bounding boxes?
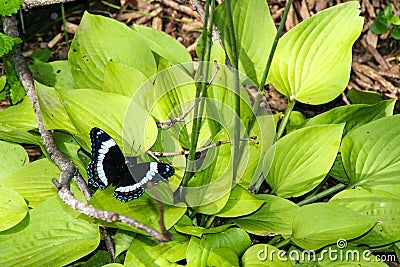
[0,0,23,16]
[391,25,400,40]
[371,15,391,35]
[242,244,292,267]
[186,228,251,267]
[389,16,400,26]
[69,12,157,89]
[341,115,400,195]
[382,5,393,19]
[301,100,395,136]
[330,188,400,247]
[0,141,28,178]
[233,195,299,236]
[0,196,100,266]
[0,187,28,231]
[269,2,363,104]
[0,33,22,57]
[174,215,233,238]
[266,124,344,197]
[291,202,375,250]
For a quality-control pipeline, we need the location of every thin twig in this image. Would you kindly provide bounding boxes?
[157,61,220,129]
[146,183,173,240]
[100,226,115,262]
[150,136,258,157]
[53,179,171,243]
[189,0,223,45]
[22,0,78,10]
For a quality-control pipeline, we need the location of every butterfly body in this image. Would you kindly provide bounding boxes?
[87,127,174,202]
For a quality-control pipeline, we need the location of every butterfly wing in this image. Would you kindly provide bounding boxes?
[87,127,127,189]
[113,162,175,202]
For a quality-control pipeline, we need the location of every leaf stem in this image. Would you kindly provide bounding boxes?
[297,183,347,206]
[224,0,241,179]
[182,0,214,187]
[204,215,216,229]
[61,3,69,48]
[247,0,294,136]
[275,99,296,141]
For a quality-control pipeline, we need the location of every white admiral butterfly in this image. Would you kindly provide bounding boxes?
[87,127,175,202]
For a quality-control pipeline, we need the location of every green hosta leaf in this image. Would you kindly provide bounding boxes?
[186,228,251,267]
[214,0,276,85]
[69,12,157,89]
[114,230,135,258]
[175,215,233,238]
[268,2,363,104]
[103,62,149,98]
[0,97,37,131]
[233,195,299,236]
[0,196,100,266]
[132,24,193,72]
[291,202,375,250]
[216,185,264,217]
[0,141,28,178]
[0,187,28,231]
[0,32,22,57]
[266,124,344,197]
[0,158,59,207]
[36,82,77,134]
[207,247,239,267]
[31,60,75,89]
[57,88,157,154]
[301,100,395,136]
[341,115,400,195]
[242,244,291,267]
[90,190,186,233]
[186,130,232,214]
[124,231,188,266]
[330,188,400,247]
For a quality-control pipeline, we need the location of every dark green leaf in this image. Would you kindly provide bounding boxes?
[30,49,51,64]
[346,88,385,104]
[371,15,391,35]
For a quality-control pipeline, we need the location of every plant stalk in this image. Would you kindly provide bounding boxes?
[275,99,296,141]
[297,183,347,206]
